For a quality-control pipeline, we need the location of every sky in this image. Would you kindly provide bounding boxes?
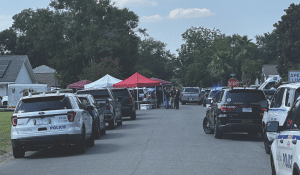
[0,0,299,55]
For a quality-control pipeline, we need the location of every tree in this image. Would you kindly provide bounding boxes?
[255,31,278,64]
[274,3,300,80]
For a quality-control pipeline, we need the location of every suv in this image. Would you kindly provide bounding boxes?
[203,88,267,139]
[181,87,202,105]
[77,88,122,129]
[11,92,94,158]
[262,82,300,154]
[111,88,136,120]
[76,94,106,138]
[266,97,300,175]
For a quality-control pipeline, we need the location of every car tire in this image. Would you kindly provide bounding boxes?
[130,111,136,120]
[109,119,115,130]
[117,120,122,126]
[12,147,25,158]
[182,102,186,105]
[264,132,271,154]
[203,103,206,107]
[203,117,213,134]
[95,120,101,139]
[270,153,276,175]
[76,127,86,154]
[100,127,106,136]
[198,102,202,105]
[86,132,94,147]
[214,118,223,139]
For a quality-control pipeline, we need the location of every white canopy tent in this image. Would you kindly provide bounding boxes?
[84,74,122,89]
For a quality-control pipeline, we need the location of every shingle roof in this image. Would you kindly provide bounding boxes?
[33,65,56,73]
[0,55,36,83]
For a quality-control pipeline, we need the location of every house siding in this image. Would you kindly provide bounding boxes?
[0,85,7,97]
[15,64,33,84]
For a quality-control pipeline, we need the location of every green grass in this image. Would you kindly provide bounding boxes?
[0,111,13,155]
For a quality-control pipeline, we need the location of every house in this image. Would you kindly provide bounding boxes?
[261,64,279,82]
[0,55,38,97]
[33,65,58,89]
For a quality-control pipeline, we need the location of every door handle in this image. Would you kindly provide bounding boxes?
[293,140,297,144]
[280,139,283,143]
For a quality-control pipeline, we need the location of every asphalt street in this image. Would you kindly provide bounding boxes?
[0,104,271,175]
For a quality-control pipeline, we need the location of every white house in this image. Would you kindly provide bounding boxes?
[0,55,38,97]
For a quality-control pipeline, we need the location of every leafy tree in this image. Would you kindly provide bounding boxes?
[0,29,17,55]
[274,3,300,80]
[78,57,122,81]
[255,31,278,64]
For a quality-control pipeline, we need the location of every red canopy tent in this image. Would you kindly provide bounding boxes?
[150,78,172,86]
[113,72,161,88]
[67,80,92,89]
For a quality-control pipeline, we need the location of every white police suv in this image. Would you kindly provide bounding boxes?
[263,82,300,154]
[266,96,300,175]
[11,91,94,158]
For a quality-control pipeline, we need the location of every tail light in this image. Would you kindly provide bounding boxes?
[204,95,206,98]
[11,116,17,126]
[199,94,201,97]
[129,96,132,104]
[181,94,183,97]
[144,94,146,98]
[106,100,110,110]
[221,105,237,112]
[67,111,76,122]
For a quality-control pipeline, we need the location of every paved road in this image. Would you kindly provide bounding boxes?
[0,104,271,175]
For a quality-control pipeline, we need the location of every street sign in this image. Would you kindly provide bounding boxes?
[230,74,236,77]
[228,78,239,87]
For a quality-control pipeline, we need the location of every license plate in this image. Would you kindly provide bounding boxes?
[242,120,253,124]
[242,107,252,112]
[36,118,49,125]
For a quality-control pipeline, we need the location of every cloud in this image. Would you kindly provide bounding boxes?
[140,8,214,23]
[168,8,214,20]
[0,15,13,32]
[140,15,164,23]
[112,0,158,7]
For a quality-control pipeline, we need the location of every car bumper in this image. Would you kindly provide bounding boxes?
[11,134,81,150]
[121,106,135,117]
[218,123,262,133]
[104,111,114,122]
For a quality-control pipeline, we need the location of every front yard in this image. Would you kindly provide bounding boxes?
[0,111,13,155]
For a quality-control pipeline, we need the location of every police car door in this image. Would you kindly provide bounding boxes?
[276,99,300,174]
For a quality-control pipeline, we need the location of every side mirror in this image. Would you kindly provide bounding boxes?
[118,96,123,102]
[85,105,94,111]
[266,121,279,132]
[260,100,269,109]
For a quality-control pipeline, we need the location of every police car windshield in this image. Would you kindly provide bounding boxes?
[15,96,72,113]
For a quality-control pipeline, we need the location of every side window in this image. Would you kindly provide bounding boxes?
[76,97,84,109]
[285,89,295,107]
[79,97,90,106]
[270,88,285,108]
[284,100,300,130]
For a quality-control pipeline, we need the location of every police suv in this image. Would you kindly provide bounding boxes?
[11,91,94,158]
[266,96,300,175]
[262,83,300,154]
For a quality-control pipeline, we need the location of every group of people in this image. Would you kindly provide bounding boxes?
[156,87,180,109]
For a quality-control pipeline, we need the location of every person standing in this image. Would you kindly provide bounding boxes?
[164,87,170,109]
[170,87,176,109]
[156,87,161,108]
[174,88,180,109]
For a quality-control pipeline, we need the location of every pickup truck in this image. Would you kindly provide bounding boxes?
[181,87,203,105]
[77,88,122,129]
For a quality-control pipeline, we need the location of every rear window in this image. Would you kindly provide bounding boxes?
[77,90,110,99]
[184,88,199,93]
[224,90,265,104]
[112,89,130,97]
[15,96,73,113]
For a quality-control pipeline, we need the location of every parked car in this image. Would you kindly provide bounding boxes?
[76,94,106,138]
[77,88,122,129]
[262,82,300,154]
[180,87,203,105]
[203,88,267,139]
[111,88,136,120]
[204,90,220,108]
[11,92,94,158]
[266,97,300,175]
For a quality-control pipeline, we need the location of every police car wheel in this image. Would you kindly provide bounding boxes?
[76,128,86,154]
[270,154,276,175]
[95,120,101,139]
[264,133,271,154]
[110,119,116,129]
[203,117,213,134]
[214,119,223,139]
[12,147,25,158]
[87,132,94,147]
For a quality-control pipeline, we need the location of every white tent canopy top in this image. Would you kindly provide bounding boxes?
[84,74,122,89]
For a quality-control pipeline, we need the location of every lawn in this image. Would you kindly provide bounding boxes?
[0,111,13,155]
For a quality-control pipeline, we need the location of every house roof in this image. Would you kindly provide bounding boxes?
[262,64,279,78]
[0,55,37,83]
[33,65,56,73]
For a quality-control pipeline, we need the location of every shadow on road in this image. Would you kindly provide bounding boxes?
[100,132,126,140]
[222,132,263,142]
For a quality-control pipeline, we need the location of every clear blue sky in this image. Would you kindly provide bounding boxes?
[1,0,299,55]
